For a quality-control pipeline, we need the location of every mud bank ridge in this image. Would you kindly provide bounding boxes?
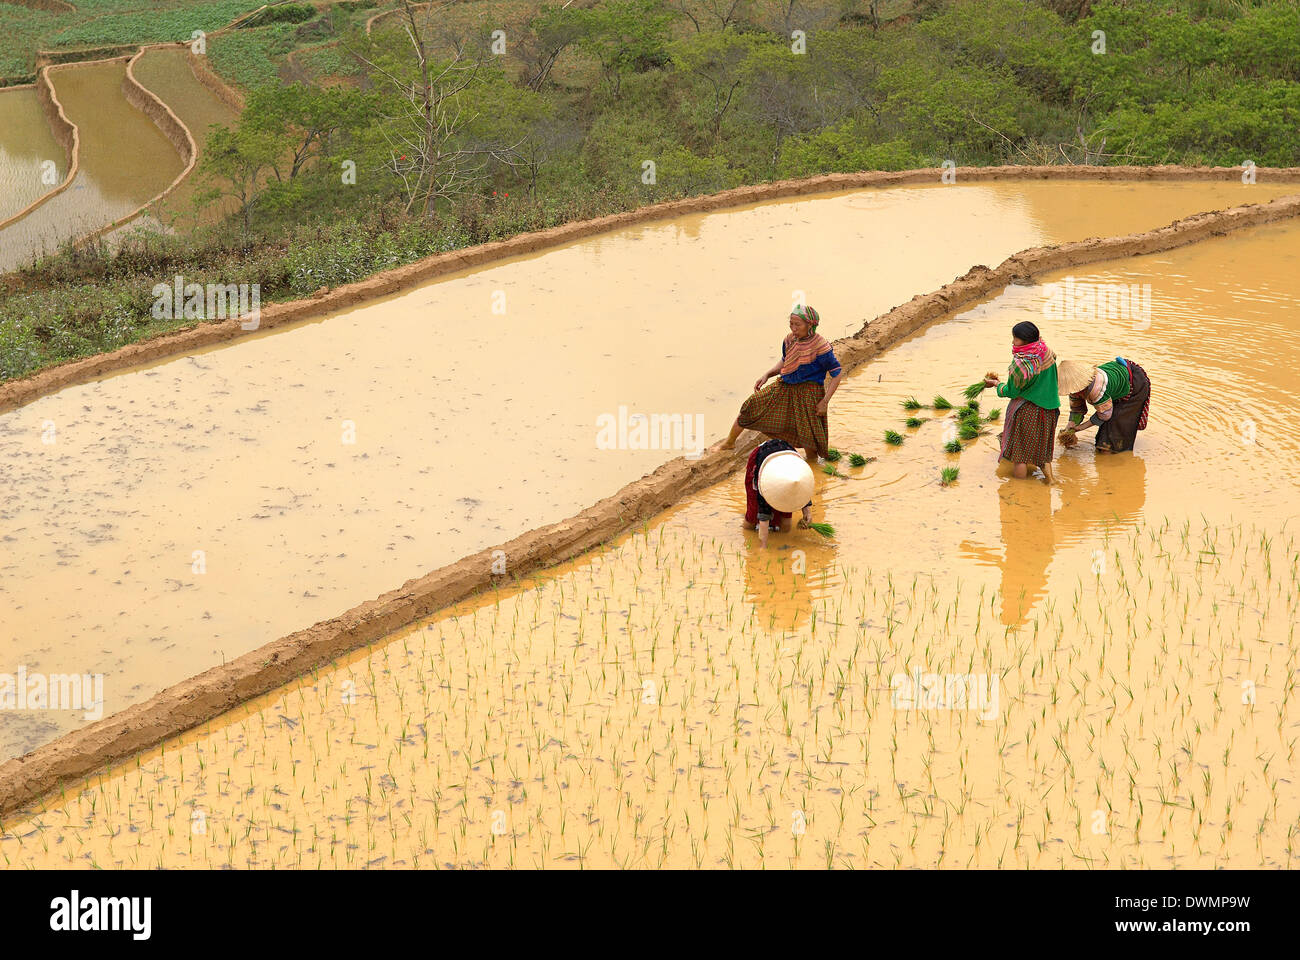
[187,48,245,112]
[84,47,200,242]
[3,0,76,11]
[2,169,1300,819]
[0,55,199,272]
[0,67,78,234]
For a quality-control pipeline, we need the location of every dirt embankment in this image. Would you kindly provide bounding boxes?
[3,0,76,11]
[0,55,199,260]
[0,67,79,234]
[1,169,1299,818]
[82,48,201,240]
[188,48,245,111]
[35,45,140,68]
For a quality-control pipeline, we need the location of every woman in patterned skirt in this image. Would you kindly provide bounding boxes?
[1057,358,1151,453]
[982,320,1060,483]
[721,304,842,461]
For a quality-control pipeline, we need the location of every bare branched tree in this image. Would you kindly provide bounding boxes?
[344,0,522,216]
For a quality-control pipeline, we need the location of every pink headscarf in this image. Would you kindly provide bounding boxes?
[1012,339,1050,363]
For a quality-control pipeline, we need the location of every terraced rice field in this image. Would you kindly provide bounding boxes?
[0,59,184,271]
[3,203,1298,868]
[2,179,1287,759]
[0,85,66,224]
[129,45,239,228]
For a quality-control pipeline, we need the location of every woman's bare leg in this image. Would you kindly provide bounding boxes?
[1013,462,1028,479]
[1042,462,1056,485]
[720,418,743,450]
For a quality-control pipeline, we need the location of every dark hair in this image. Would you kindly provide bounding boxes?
[1011,320,1040,343]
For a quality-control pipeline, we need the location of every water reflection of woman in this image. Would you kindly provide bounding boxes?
[961,455,1148,627]
[741,530,833,633]
[962,480,1054,627]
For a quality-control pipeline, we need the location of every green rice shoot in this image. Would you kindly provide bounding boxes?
[963,381,985,401]
[825,448,842,462]
[941,466,960,486]
[943,439,962,454]
[848,453,869,467]
[884,430,904,446]
[986,408,1000,421]
[905,417,925,428]
[932,395,953,410]
[902,396,923,410]
[806,522,835,538]
[958,422,981,441]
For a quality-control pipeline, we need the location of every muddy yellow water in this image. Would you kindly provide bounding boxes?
[0,60,184,272]
[0,181,1294,763]
[0,87,66,224]
[3,519,1293,869]
[3,194,1300,868]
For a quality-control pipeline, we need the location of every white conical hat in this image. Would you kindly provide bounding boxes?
[757,449,815,513]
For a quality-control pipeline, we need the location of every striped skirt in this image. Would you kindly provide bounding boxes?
[737,379,828,459]
[999,398,1059,467]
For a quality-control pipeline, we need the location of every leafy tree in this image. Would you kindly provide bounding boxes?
[347,0,521,215]
[510,4,588,90]
[737,40,819,163]
[1223,4,1300,81]
[671,30,767,144]
[197,123,281,233]
[572,0,676,97]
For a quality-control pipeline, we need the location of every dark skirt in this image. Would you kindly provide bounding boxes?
[737,379,828,459]
[1000,398,1059,467]
[743,445,791,528]
[1096,361,1150,452]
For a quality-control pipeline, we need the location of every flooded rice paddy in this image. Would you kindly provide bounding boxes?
[1,198,1298,868]
[126,47,238,231]
[0,60,184,272]
[0,86,66,224]
[1,180,1290,759]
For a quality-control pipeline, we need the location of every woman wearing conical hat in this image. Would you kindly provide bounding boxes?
[982,320,1059,484]
[721,304,842,462]
[1057,357,1151,453]
[743,438,815,548]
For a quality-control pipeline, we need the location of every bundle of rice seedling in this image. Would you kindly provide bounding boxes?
[822,463,848,478]
[905,417,925,428]
[965,398,980,412]
[1058,427,1079,448]
[848,453,870,467]
[807,522,835,538]
[932,395,953,410]
[958,422,981,441]
[825,448,842,462]
[957,406,981,424]
[963,382,985,401]
[940,467,959,486]
[884,430,904,445]
[986,408,1000,421]
[902,396,923,410]
[943,439,962,454]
